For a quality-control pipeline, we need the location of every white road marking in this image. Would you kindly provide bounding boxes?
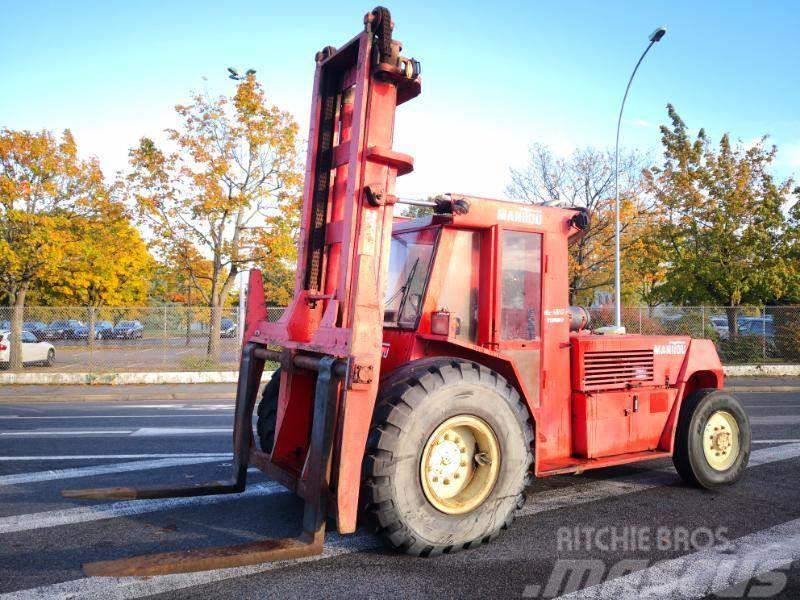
[749,415,800,425]
[0,427,231,437]
[3,443,799,599]
[747,442,800,465]
[752,439,800,444]
[0,482,283,534]
[0,457,228,485]
[130,427,230,436]
[0,429,136,437]
[0,415,231,419]
[556,518,800,599]
[0,454,229,461]
[0,532,377,600]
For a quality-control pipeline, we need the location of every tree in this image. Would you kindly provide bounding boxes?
[127,74,302,359]
[0,128,107,369]
[28,207,153,341]
[643,104,799,334]
[507,144,648,304]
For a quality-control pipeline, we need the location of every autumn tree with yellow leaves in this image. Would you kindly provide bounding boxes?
[0,128,134,368]
[127,74,302,359]
[29,209,153,340]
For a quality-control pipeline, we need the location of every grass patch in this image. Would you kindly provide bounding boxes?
[178,355,230,371]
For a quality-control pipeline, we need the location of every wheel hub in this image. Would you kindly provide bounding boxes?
[420,415,500,515]
[703,410,740,471]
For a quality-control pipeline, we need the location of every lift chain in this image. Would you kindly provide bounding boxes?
[370,6,394,63]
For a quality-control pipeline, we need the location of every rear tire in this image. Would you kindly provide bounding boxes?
[45,349,55,367]
[256,368,281,454]
[361,358,533,556]
[672,388,750,488]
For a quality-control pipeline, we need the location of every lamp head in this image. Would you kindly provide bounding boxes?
[649,27,667,42]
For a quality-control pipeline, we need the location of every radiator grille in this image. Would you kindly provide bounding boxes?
[582,349,654,391]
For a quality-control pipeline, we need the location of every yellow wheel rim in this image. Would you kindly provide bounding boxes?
[420,415,500,515]
[703,410,740,471]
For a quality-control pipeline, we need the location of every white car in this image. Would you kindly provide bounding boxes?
[0,330,56,368]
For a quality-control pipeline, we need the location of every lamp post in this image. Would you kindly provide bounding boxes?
[612,27,666,333]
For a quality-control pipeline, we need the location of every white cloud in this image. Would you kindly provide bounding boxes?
[631,119,658,130]
[786,144,800,169]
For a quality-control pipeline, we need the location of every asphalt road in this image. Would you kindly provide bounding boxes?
[0,391,799,599]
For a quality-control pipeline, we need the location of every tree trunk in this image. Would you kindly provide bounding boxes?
[207,303,222,361]
[725,305,739,338]
[9,286,27,371]
[185,287,192,347]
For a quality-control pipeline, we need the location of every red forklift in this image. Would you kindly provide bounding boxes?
[66,6,751,575]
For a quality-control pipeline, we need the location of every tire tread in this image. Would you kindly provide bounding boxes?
[361,358,533,556]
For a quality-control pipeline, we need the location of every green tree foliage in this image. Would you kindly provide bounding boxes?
[643,104,799,334]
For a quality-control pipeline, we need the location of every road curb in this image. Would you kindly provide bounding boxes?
[1,392,239,403]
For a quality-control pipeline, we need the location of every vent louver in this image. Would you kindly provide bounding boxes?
[582,349,654,391]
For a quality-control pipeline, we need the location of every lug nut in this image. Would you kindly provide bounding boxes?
[443,478,450,485]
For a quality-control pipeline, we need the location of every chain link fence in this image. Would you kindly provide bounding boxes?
[1,305,799,372]
[588,306,800,364]
[0,306,285,372]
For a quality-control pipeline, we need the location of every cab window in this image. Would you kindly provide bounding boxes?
[438,230,481,342]
[384,228,438,327]
[500,231,542,340]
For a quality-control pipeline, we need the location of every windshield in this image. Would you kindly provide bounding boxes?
[117,321,134,327]
[384,228,438,327]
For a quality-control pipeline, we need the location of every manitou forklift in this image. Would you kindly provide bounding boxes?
[66,6,751,575]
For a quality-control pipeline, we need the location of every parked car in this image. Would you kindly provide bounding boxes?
[0,330,56,368]
[0,320,9,330]
[220,318,237,338]
[710,316,729,339]
[113,320,144,339]
[73,320,115,340]
[43,319,84,340]
[739,318,775,338]
[23,321,49,341]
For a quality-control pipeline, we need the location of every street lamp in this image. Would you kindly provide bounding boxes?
[611,27,666,333]
[227,67,257,81]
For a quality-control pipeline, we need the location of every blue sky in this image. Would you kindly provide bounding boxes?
[2,0,798,199]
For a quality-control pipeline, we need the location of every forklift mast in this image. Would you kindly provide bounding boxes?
[244,6,421,534]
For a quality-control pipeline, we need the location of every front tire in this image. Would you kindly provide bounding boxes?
[673,388,750,488]
[256,368,281,454]
[361,359,533,556]
[45,349,55,367]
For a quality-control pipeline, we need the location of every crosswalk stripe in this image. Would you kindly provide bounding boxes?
[2,443,799,599]
[0,457,227,486]
[556,518,800,599]
[0,427,231,437]
[0,454,230,461]
[0,482,283,534]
